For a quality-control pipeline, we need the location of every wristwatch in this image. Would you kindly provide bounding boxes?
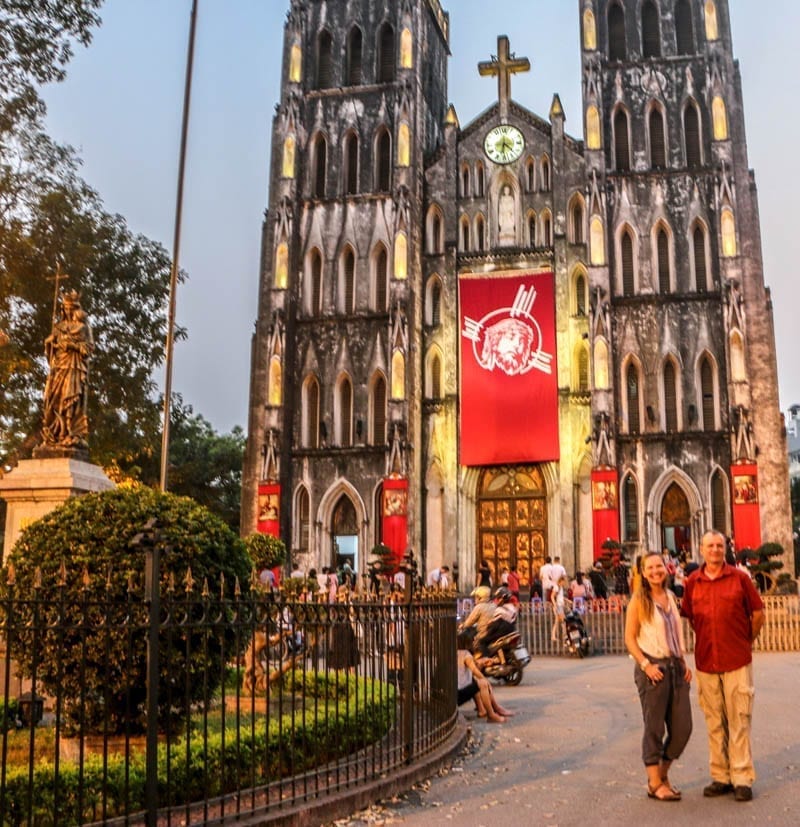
[639,658,650,672]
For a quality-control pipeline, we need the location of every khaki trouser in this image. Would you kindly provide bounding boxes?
[696,664,756,787]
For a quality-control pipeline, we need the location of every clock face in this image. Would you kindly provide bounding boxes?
[484,125,525,164]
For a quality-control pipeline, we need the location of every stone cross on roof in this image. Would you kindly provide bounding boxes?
[478,35,530,122]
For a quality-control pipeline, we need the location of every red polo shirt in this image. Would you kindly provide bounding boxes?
[681,564,763,673]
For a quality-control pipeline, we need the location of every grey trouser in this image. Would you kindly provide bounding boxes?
[634,654,693,766]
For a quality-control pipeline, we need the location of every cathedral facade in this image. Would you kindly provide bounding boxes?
[242,0,791,587]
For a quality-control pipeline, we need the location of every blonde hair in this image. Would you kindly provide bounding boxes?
[635,551,664,623]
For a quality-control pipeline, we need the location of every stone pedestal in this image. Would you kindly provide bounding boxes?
[0,458,114,560]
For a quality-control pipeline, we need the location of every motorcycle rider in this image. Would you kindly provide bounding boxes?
[479,587,519,666]
[461,586,496,655]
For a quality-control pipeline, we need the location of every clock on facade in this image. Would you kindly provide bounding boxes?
[484,124,525,164]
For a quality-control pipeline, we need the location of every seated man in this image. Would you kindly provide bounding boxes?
[456,632,513,723]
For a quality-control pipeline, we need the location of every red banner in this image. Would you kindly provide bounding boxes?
[591,468,620,560]
[382,477,408,567]
[731,463,761,552]
[459,270,559,466]
[256,482,281,538]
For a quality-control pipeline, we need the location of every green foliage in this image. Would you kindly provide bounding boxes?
[2,673,396,824]
[0,696,20,732]
[370,543,396,576]
[1,486,251,734]
[747,542,785,593]
[0,0,104,132]
[244,532,286,571]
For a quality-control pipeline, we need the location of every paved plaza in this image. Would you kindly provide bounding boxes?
[343,653,800,827]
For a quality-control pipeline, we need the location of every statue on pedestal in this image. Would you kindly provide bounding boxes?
[37,290,94,457]
[498,185,516,246]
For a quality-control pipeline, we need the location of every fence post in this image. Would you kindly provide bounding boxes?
[402,552,417,764]
[134,519,162,827]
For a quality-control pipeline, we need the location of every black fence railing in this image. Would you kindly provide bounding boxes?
[0,575,458,826]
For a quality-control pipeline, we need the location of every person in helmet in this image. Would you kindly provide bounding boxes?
[461,586,496,654]
[476,586,520,661]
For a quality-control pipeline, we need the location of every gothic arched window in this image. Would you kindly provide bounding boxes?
[346,26,363,86]
[730,330,746,382]
[590,216,606,265]
[378,23,395,83]
[317,30,333,89]
[428,350,443,398]
[577,346,590,391]
[311,133,327,199]
[268,356,282,406]
[712,96,728,141]
[289,44,302,83]
[656,226,671,292]
[343,132,359,195]
[391,350,405,400]
[705,1,719,41]
[594,339,610,389]
[575,272,588,316]
[296,486,310,552]
[642,1,661,58]
[540,156,551,191]
[675,0,694,55]
[460,215,470,251]
[336,374,353,447]
[394,231,407,279]
[373,244,388,311]
[427,206,443,254]
[475,214,485,252]
[528,211,537,247]
[664,360,679,432]
[371,374,387,445]
[621,228,635,296]
[626,362,641,434]
[541,210,552,246]
[397,122,410,167]
[526,157,535,191]
[339,246,356,314]
[623,475,640,541]
[692,223,709,291]
[400,28,413,68]
[282,135,295,179]
[274,240,288,289]
[649,106,667,168]
[721,207,737,257]
[303,375,320,448]
[461,164,470,198]
[608,3,627,61]
[614,108,631,171]
[583,8,597,51]
[426,275,442,326]
[569,195,585,244]
[684,102,702,168]
[586,105,601,150]
[309,248,324,315]
[475,162,485,197]
[711,470,727,532]
[375,128,391,191]
[699,355,717,431]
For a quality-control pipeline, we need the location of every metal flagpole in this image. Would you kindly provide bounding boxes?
[160,0,198,492]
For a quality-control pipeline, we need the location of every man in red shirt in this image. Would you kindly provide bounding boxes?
[681,530,764,802]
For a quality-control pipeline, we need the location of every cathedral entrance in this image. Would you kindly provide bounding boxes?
[477,466,547,589]
[660,483,691,556]
[332,495,358,582]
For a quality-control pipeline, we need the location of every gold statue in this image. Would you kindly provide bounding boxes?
[40,290,94,452]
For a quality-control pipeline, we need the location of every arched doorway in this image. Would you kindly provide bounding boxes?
[661,482,691,556]
[332,495,359,576]
[477,466,547,588]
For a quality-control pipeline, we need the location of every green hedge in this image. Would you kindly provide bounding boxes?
[1,672,396,825]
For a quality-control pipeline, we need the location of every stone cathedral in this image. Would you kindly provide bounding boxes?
[242,0,792,586]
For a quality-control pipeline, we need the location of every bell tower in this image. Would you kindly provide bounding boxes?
[581,0,791,556]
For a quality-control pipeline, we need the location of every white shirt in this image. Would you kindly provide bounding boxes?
[552,563,568,583]
[427,568,442,587]
[539,563,554,590]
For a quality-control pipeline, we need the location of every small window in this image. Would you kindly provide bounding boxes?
[711,471,727,532]
[289,44,302,83]
[623,476,640,541]
[317,31,333,89]
[575,273,587,316]
[721,208,737,257]
[346,27,363,86]
[268,357,282,406]
[664,361,678,432]
[304,376,320,448]
[586,105,601,150]
[428,277,442,326]
[282,135,296,179]
[583,8,597,51]
[374,245,388,311]
[337,376,353,447]
[700,356,716,431]
[590,216,606,265]
[649,108,667,168]
[460,216,470,251]
[642,1,661,58]
[656,228,670,293]
[275,241,289,289]
[297,487,310,551]
[712,96,728,141]
[594,340,610,390]
[340,247,355,314]
[310,249,324,315]
[344,133,359,195]
[570,198,585,244]
[397,122,410,167]
[394,231,407,279]
[475,163,485,197]
[621,230,635,295]
[312,134,327,198]
[526,158,535,192]
[541,211,552,246]
[626,363,641,434]
[528,212,537,247]
[608,3,627,61]
[375,129,391,191]
[705,1,719,41]
[400,28,413,69]
[614,109,631,171]
[461,165,470,198]
[541,157,551,191]
[730,330,746,382]
[378,23,395,83]
[475,214,485,252]
[391,350,405,400]
[675,0,694,55]
[684,103,702,168]
[430,352,442,398]
[693,225,708,291]
[371,375,387,444]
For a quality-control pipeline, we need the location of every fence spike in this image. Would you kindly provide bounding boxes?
[250,568,259,590]
[58,561,67,587]
[5,561,15,586]
[234,576,241,598]
[202,577,210,598]
[219,571,226,599]
[105,567,113,591]
[82,566,91,590]
[184,566,194,593]
[167,571,176,593]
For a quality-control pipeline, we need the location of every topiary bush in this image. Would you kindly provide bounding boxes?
[1,485,252,735]
[243,532,286,570]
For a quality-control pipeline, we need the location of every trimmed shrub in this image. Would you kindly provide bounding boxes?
[1,485,252,735]
[244,532,286,570]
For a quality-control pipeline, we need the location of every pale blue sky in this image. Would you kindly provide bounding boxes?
[42,0,799,432]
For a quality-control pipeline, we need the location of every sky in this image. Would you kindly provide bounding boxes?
[41,0,800,434]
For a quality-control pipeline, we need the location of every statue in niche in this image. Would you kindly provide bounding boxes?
[498,185,516,246]
[38,290,94,456]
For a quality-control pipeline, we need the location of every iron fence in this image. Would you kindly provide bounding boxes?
[0,574,458,826]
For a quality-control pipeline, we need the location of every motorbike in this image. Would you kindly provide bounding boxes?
[563,609,591,657]
[481,630,531,686]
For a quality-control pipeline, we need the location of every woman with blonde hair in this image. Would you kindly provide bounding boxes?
[625,552,692,802]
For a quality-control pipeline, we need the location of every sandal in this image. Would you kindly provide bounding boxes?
[661,779,681,796]
[647,783,681,801]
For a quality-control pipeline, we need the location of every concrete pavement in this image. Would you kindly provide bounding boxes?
[339,653,800,827]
